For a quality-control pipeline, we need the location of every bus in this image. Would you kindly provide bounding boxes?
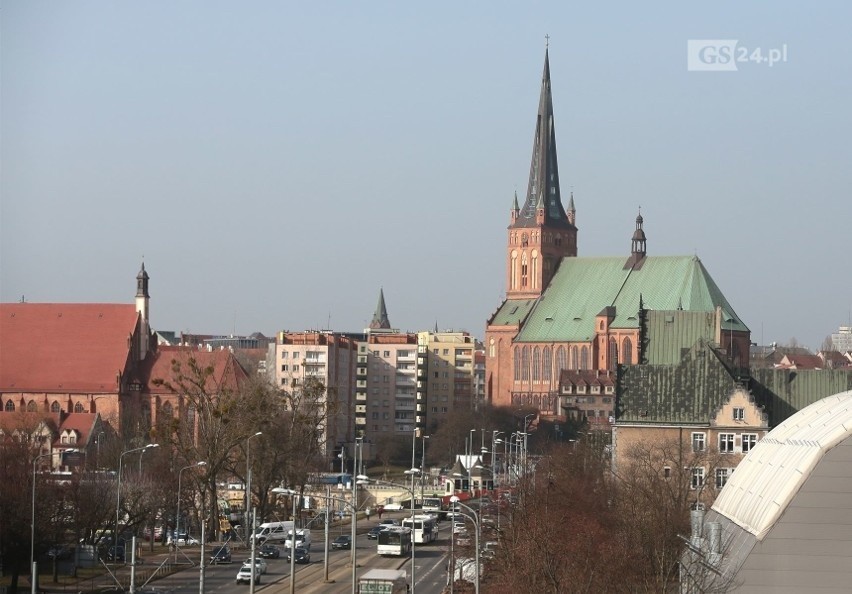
[420,497,443,514]
[377,527,412,556]
[402,515,438,544]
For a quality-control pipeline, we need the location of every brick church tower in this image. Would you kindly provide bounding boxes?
[506,48,577,300]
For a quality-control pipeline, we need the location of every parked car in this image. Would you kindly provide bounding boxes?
[331,535,352,550]
[105,546,125,563]
[258,544,280,559]
[235,566,260,585]
[169,533,199,546]
[378,519,400,527]
[241,558,268,575]
[209,545,232,564]
[285,546,311,564]
[48,545,71,560]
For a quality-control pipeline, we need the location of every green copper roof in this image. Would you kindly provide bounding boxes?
[490,299,537,327]
[515,255,748,342]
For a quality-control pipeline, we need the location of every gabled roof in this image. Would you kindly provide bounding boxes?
[0,303,139,392]
[488,299,536,327]
[777,353,823,369]
[712,389,852,540]
[616,340,742,424]
[144,346,248,395]
[56,412,100,447]
[515,255,748,342]
[559,369,616,388]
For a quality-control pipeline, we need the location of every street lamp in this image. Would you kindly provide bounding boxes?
[357,475,417,593]
[271,488,299,594]
[117,444,159,552]
[245,431,262,542]
[175,461,206,557]
[420,435,430,500]
[306,488,358,593]
[31,448,78,594]
[450,496,480,594]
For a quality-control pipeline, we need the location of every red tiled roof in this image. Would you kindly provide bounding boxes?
[145,346,248,394]
[0,303,139,392]
[57,412,99,446]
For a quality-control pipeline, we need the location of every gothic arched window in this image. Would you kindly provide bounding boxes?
[622,337,633,365]
[542,347,552,381]
[570,346,579,370]
[556,346,567,374]
[27,401,37,412]
[74,402,84,413]
[162,402,173,417]
[609,338,618,370]
[580,346,590,370]
[513,348,521,381]
[51,401,61,413]
[521,347,530,381]
[521,253,529,288]
[4,400,14,412]
[532,347,541,382]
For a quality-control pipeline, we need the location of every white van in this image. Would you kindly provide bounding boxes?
[252,521,294,544]
[285,528,312,550]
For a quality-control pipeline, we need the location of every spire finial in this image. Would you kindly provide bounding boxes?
[545,34,550,49]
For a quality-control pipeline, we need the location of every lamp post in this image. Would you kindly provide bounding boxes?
[31,449,78,594]
[357,475,417,593]
[271,488,299,594]
[245,431,262,543]
[420,435,429,500]
[468,429,477,496]
[450,496,480,594]
[117,444,159,552]
[175,461,206,556]
[304,489,358,593]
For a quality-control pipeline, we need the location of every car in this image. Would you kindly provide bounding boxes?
[105,546,125,563]
[331,535,352,550]
[209,545,232,564]
[235,567,261,585]
[367,526,387,540]
[378,519,400,527]
[48,545,71,560]
[169,533,199,546]
[241,558,268,575]
[258,543,280,559]
[285,546,311,564]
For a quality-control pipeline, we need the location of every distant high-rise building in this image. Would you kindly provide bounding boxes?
[832,326,852,352]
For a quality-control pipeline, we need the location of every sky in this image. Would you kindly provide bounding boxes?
[2,1,851,351]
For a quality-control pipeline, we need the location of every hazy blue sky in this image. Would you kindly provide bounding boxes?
[2,1,850,350]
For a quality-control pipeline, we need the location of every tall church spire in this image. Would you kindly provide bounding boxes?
[504,47,577,300]
[369,288,391,330]
[513,48,572,230]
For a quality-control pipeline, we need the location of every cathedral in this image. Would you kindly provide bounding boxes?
[485,49,752,417]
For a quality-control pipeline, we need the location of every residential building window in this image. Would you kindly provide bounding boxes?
[443,349,449,355]
[383,400,389,407]
[692,432,706,452]
[733,407,744,421]
[441,407,448,413]
[382,413,389,420]
[742,433,758,453]
[281,351,288,359]
[292,352,299,359]
[663,466,671,479]
[716,468,730,488]
[691,467,705,490]
[431,407,438,413]
[384,351,390,357]
[282,364,288,371]
[719,433,735,453]
[371,413,378,420]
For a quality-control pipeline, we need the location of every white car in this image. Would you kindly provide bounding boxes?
[235,567,261,585]
[241,558,268,575]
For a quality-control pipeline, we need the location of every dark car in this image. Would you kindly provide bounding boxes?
[366,526,387,540]
[258,544,280,559]
[285,546,310,564]
[48,545,71,560]
[209,545,232,564]
[105,546,125,563]
[331,535,352,550]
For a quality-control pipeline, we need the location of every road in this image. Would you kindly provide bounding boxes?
[144,522,451,594]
